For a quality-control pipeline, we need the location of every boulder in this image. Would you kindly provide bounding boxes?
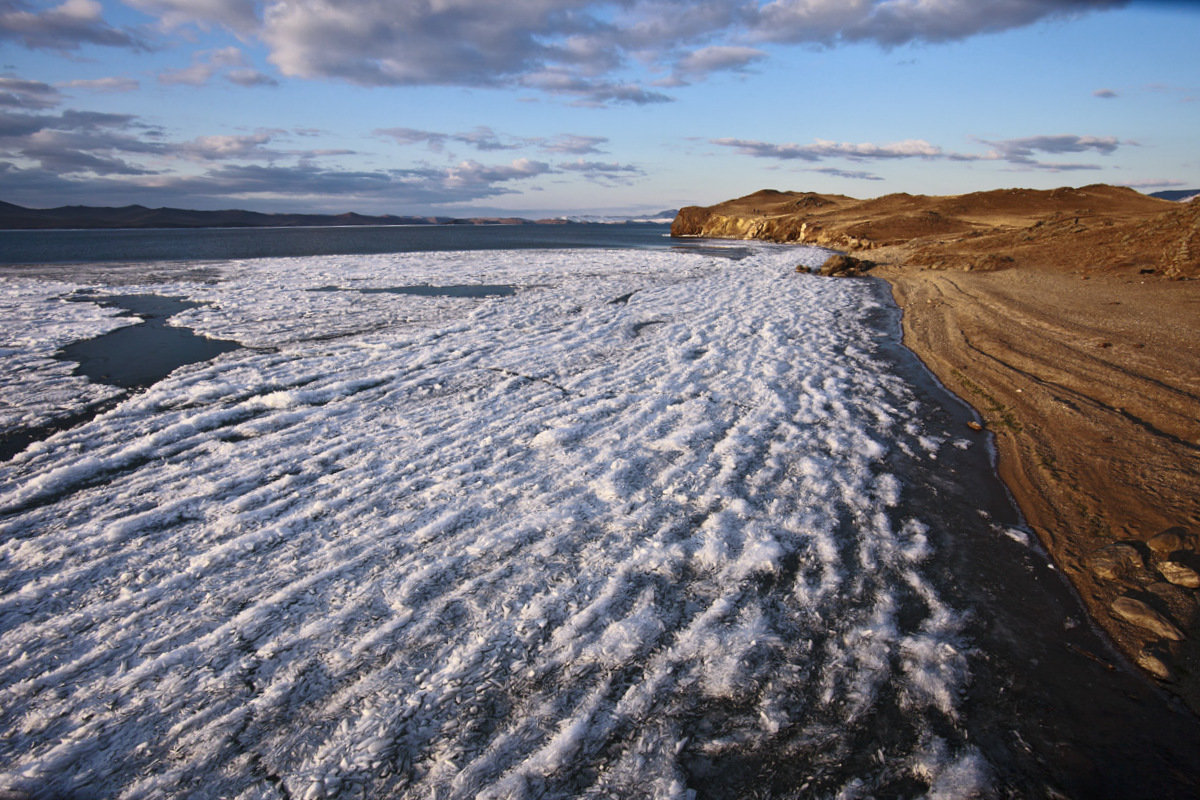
[1137,647,1174,681]
[817,254,876,277]
[1148,527,1196,556]
[1085,543,1145,582]
[1158,561,1200,589]
[1111,595,1184,641]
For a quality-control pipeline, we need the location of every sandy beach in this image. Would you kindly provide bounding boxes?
[673,185,1200,710]
[882,266,1200,710]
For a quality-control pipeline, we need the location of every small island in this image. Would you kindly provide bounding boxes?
[673,185,1200,710]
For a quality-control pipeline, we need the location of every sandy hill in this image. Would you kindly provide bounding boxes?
[672,184,1199,279]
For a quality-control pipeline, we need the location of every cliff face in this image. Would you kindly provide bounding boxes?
[670,184,1198,278]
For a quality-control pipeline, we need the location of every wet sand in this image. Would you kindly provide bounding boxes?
[878,266,1200,711]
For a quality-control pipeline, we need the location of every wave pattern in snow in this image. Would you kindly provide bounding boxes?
[0,246,983,798]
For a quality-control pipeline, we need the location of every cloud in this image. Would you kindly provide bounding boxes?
[380,127,613,159]
[451,127,529,151]
[672,45,767,81]
[713,131,1127,172]
[977,134,1121,168]
[0,109,164,175]
[0,75,60,109]
[1093,88,1118,98]
[1,101,560,211]
[159,46,273,86]
[808,166,885,181]
[520,69,674,105]
[0,0,145,50]
[60,76,140,93]
[712,136,947,161]
[158,62,217,86]
[180,132,276,161]
[557,158,644,184]
[377,126,532,153]
[5,0,1119,103]
[123,0,259,34]
[753,0,1127,47]
[225,68,278,87]
[539,134,607,155]
[1119,178,1188,189]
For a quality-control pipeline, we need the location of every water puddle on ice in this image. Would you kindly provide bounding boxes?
[1,293,241,461]
[56,293,241,389]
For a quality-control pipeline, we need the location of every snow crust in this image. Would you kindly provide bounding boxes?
[0,245,983,798]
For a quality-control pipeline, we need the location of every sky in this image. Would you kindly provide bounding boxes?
[1,0,1198,217]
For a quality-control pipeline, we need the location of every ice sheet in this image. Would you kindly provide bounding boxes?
[0,245,984,798]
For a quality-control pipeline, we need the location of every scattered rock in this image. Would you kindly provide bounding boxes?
[817,254,876,277]
[1086,543,1145,582]
[1158,561,1200,589]
[966,420,984,432]
[1148,527,1196,556]
[1137,646,1175,681]
[1111,595,1185,641]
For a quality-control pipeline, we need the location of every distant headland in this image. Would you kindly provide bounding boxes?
[0,201,677,230]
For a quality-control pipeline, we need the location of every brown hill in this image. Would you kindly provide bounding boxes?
[672,184,1197,278]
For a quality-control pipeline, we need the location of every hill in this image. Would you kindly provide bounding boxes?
[672,184,1197,279]
[0,201,455,230]
[1151,189,1200,202]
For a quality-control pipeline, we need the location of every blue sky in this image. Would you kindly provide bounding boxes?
[2,0,1198,216]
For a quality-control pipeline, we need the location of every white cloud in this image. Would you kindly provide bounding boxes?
[181,132,275,160]
[712,136,947,161]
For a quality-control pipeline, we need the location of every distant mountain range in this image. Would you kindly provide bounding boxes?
[0,201,678,230]
[1149,189,1200,202]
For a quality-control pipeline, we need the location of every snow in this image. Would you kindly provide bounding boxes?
[0,244,986,798]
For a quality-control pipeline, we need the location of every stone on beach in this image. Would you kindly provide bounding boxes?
[1111,595,1185,641]
[1158,561,1200,589]
[1086,543,1147,583]
[816,254,876,277]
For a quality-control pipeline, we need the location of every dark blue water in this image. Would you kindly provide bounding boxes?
[57,294,241,389]
[0,223,674,266]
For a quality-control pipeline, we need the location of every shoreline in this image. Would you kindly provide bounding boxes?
[669,184,1200,710]
[875,265,1200,711]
